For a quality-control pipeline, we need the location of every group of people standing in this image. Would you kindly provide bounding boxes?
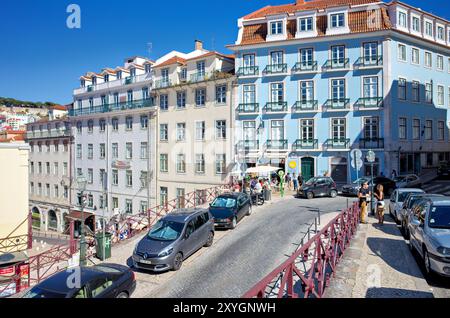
[358,182,385,225]
[283,173,304,192]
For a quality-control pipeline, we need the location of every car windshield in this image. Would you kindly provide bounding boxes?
[398,191,420,202]
[23,287,66,298]
[352,178,370,185]
[408,197,425,208]
[211,197,236,208]
[147,220,184,241]
[305,178,319,186]
[429,206,450,229]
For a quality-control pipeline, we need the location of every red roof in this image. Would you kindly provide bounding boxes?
[153,56,187,68]
[52,105,67,111]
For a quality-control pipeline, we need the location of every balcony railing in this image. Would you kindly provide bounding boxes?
[26,130,71,140]
[264,102,288,113]
[263,64,288,75]
[292,61,318,73]
[154,79,172,89]
[324,138,351,149]
[293,139,318,150]
[87,85,94,92]
[69,98,155,117]
[266,140,289,150]
[323,99,350,111]
[236,103,259,114]
[190,72,207,83]
[237,66,259,77]
[292,100,318,112]
[354,97,383,108]
[359,138,384,149]
[74,73,153,95]
[124,76,135,85]
[354,55,383,68]
[237,140,260,151]
[322,58,350,71]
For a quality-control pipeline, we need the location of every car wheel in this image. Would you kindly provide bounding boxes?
[116,292,129,299]
[306,192,314,200]
[423,249,432,277]
[330,190,337,198]
[204,231,214,247]
[230,217,237,229]
[173,253,183,271]
[247,206,253,216]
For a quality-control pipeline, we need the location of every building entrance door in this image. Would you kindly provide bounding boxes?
[301,157,315,182]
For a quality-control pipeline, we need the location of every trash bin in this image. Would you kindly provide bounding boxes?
[264,189,272,201]
[95,232,112,261]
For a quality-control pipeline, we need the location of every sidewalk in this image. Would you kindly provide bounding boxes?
[324,213,434,298]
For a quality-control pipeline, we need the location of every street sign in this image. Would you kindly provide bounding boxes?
[366,150,376,163]
[351,149,363,160]
[351,158,364,170]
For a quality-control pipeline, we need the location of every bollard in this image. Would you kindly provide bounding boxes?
[314,218,318,233]
[318,209,321,225]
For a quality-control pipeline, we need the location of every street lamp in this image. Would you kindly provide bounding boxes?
[76,175,87,266]
[366,150,376,216]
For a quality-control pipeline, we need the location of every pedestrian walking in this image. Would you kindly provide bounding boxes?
[391,169,398,179]
[358,182,371,224]
[298,174,304,188]
[293,173,299,191]
[374,184,385,225]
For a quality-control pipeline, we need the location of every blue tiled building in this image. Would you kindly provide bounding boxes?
[229,0,450,184]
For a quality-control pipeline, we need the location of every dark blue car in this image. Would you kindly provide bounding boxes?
[209,193,252,229]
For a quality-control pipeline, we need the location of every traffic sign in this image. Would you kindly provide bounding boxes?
[351,149,363,160]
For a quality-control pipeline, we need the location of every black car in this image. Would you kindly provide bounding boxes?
[23,263,136,298]
[297,177,338,199]
[209,193,252,229]
[438,161,450,179]
[371,177,397,196]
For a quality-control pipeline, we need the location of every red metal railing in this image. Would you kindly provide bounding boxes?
[243,202,360,298]
[0,213,33,254]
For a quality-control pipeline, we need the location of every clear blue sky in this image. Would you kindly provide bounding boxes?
[0,0,448,104]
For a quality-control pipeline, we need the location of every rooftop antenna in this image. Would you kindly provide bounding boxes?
[146,42,153,59]
[211,36,215,51]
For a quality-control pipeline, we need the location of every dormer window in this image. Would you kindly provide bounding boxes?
[412,16,420,32]
[81,79,85,88]
[270,21,283,35]
[92,77,97,85]
[104,74,109,82]
[425,21,433,37]
[145,64,151,73]
[162,68,169,82]
[116,71,122,79]
[299,17,313,31]
[398,11,407,28]
[330,13,345,28]
[130,68,136,77]
[437,25,445,41]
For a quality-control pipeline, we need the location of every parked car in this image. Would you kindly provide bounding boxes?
[341,177,371,197]
[132,208,214,272]
[209,193,252,230]
[437,161,450,179]
[23,264,136,298]
[400,194,445,239]
[297,177,338,199]
[394,174,422,189]
[407,197,450,277]
[389,188,425,223]
[371,177,397,196]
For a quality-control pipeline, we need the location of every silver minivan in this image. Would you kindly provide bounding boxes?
[408,197,450,277]
[132,208,215,272]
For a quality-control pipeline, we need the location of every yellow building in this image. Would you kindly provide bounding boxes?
[0,143,30,253]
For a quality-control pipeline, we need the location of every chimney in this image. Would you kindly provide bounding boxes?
[195,40,203,51]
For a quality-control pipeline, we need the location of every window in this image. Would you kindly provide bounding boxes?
[112,118,119,131]
[87,120,93,133]
[330,13,345,28]
[30,182,34,194]
[331,79,346,101]
[425,82,433,103]
[413,119,421,140]
[270,51,284,66]
[100,143,106,159]
[425,52,432,68]
[398,11,407,28]
[140,171,148,188]
[438,121,445,140]
[216,85,227,104]
[77,168,82,177]
[243,85,256,104]
[437,55,444,70]
[177,123,186,141]
[364,117,379,139]
[195,88,206,106]
[142,87,149,100]
[399,118,407,140]
[332,118,346,140]
[425,120,433,140]
[160,124,168,141]
[363,42,378,63]
[89,98,94,110]
[38,183,42,196]
[54,142,59,152]
[215,120,227,139]
[270,83,284,103]
[299,81,314,102]
[437,26,445,40]
[176,188,186,209]
[87,144,93,159]
[270,20,283,35]
[140,115,148,129]
[412,81,420,102]
[112,143,118,159]
[46,162,50,175]
[126,116,133,130]
[331,45,345,65]
[140,201,148,213]
[438,85,445,105]
[195,154,205,174]
[425,21,433,37]
[215,154,226,174]
[271,120,285,141]
[197,61,206,76]
[87,194,93,208]
[99,119,106,132]
[160,187,168,206]
[398,78,407,100]
[88,169,93,184]
[76,121,82,134]
[180,68,187,80]
[76,144,82,159]
[127,90,133,103]
[99,195,106,209]
[125,200,133,214]
[38,162,42,174]
[160,94,168,110]
[160,154,168,172]
[300,48,314,66]
[46,184,50,197]
[140,142,148,159]
[161,68,169,82]
[177,91,186,109]
[412,16,420,32]
[30,162,34,174]
[112,197,119,209]
[145,63,151,73]
[177,154,186,173]
[398,44,406,61]
[299,17,313,31]
[243,54,255,69]
[113,93,119,105]
[195,121,205,141]
[100,169,106,189]
[112,170,118,186]
[53,162,58,175]
[63,162,68,176]
[363,77,378,98]
[300,119,314,141]
[126,143,133,159]
[126,170,133,187]
[412,48,420,64]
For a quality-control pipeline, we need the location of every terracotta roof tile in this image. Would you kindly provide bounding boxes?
[153,56,187,68]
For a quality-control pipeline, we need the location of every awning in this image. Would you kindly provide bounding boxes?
[66,210,95,222]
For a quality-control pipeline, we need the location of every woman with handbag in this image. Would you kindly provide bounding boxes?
[374,184,385,225]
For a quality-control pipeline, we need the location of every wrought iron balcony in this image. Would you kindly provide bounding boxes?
[322,58,350,71]
[154,79,173,89]
[69,98,155,117]
[237,66,259,77]
[359,138,384,149]
[354,97,383,108]
[324,138,350,149]
[264,102,288,113]
[266,140,289,150]
[292,100,318,112]
[236,103,259,114]
[190,72,207,83]
[87,85,94,92]
[354,55,383,68]
[292,61,318,73]
[263,64,288,75]
[26,130,71,140]
[124,76,136,85]
[293,139,318,150]
[237,140,260,151]
[323,99,350,111]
